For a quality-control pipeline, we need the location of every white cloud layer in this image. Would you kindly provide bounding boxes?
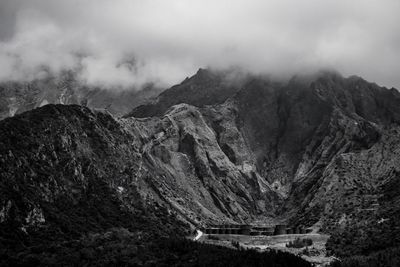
[0,0,399,89]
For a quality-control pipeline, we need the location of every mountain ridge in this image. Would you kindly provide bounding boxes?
[0,71,162,121]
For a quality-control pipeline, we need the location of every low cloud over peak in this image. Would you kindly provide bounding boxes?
[0,0,399,89]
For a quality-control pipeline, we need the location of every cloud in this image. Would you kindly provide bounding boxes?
[0,0,399,89]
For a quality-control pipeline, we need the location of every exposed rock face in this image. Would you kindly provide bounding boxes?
[295,127,400,228]
[126,103,282,224]
[0,103,281,240]
[126,68,248,118]
[1,69,400,243]
[129,70,400,229]
[0,71,161,120]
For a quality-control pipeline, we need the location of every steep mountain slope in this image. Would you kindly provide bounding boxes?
[281,74,400,225]
[0,105,185,238]
[325,131,400,266]
[127,103,282,224]
[0,104,192,265]
[0,71,161,120]
[127,68,248,118]
[0,104,314,266]
[0,102,282,236]
[129,70,400,230]
[325,128,400,253]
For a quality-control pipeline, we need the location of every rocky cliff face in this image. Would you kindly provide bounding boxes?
[126,68,248,118]
[0,102,280,240]
[1,70,400,242]
[128,70,400,230]
[127,103,282,224]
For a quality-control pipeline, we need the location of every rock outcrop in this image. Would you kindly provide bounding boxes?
[126,68,248,118]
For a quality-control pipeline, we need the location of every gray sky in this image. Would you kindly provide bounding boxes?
[0,0,399,89]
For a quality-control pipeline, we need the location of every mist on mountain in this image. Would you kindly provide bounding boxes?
[0,0,399,90]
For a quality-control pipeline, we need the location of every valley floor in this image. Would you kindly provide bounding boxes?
[198,232,336,267]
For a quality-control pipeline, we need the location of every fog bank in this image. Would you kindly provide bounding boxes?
[0,0,399,89]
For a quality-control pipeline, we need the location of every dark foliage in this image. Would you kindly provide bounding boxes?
[0,105,311,266]
[1,228,312,267]
[326,171,400,265]
[231,240,240,249]
[286,238,313,248]
[329,247,400,267]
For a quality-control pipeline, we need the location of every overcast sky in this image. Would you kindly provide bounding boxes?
[0,0,399,89]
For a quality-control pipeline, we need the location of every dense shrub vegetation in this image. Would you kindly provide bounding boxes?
[329,247,400,267]
[1,228,312,267]
[0,159,310,266]
[327,172,400,266]
[286,238,313,248]
[0,189,312,267]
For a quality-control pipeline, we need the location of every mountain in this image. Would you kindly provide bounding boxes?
[0,104,310,266]
[130,70,400,228]
[0,71,161,120]
[1,68,400,265]
[129,69,400,264]
[126,68,249,118]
